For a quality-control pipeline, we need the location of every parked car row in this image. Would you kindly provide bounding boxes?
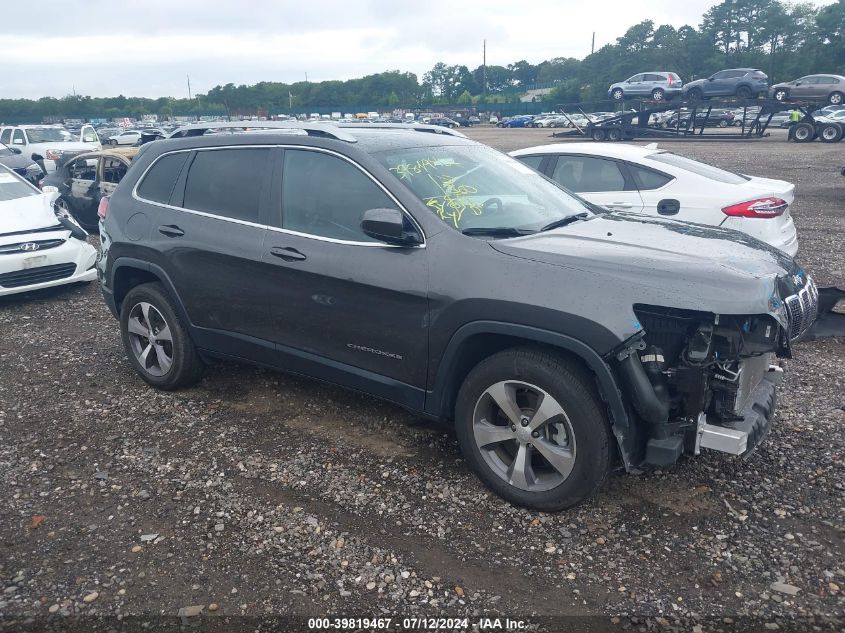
[608,69,845,105]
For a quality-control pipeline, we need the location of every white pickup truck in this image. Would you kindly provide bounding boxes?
[0,124,101,173]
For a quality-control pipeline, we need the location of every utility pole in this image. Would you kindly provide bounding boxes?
[305,72,308,83]
[482,39,487,96]
[289,91,293,111]
[591,32,595,55]
[187,74,192,100]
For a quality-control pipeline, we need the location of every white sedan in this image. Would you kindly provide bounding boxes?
[0,166,97,296]
[510,143,798,256]
[107,130,142,146]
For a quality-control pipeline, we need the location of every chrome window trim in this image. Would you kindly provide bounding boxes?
[132,144,426,249]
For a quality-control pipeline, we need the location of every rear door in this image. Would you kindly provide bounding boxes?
[261,147,429,404]
[140,147,278,363]
[545,154,643,212]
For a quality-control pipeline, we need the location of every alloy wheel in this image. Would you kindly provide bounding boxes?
[127,302,174,377]
[472,380,577,492]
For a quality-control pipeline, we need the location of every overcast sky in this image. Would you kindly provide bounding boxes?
[1,0,834,99]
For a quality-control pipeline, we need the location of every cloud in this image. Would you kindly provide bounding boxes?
[0,0,833,99]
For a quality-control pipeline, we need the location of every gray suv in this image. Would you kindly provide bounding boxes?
[683,68,769,100]
[770,74,845,105]
[99,122,819,511]
[608,72,682,102]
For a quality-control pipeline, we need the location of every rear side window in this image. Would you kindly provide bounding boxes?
[516,155,544,171]
[629,165,672,190]
[183,148,271,223]
[102,158,128,184]
[646,152,750,184]
[551,156,626,193]
[137,152,190,204]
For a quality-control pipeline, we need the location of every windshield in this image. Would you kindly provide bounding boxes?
[0,167,40,201]
[375,144,592,233]
[646,151,750,184]
[25,127,73,143]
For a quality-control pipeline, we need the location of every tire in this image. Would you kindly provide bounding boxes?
[454,348,613,511]
[719,119,728,128]
[686,88,703,102]
[120,282,204,390]
[607,127,622,141]
[591,128,607,141]
[829,91,844,106]
[735,85,752,100]
[109,139,118,146]
[790,122,815,143]
[819,123,843,143]
[651,88,665,102]
[774,89,788,102]
[611,88,624,101]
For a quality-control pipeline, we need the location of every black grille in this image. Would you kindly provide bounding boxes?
[0,263,77,288]
[784,277,818,340]
[0,239,65,255]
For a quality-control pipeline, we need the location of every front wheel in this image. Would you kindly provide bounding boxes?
[120,282,205,390]
[611,88,624,101]
[774,89,788,102]
[686,88,703,101]
[454,348,613,511]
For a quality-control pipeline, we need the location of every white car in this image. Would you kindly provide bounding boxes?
[0,166,97,296]
[510,143,798,256]
[107,130,142,146]
[0,124,101,173]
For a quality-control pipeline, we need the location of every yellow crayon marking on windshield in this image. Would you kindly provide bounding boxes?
[389,158,460,181]
[423,173,481,228]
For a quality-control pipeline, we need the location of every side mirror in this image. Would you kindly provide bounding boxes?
[9,147,21,154]
[361,208,420,246]
[708,77,715,82]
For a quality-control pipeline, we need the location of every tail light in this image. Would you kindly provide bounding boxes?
[667,75,674,87]
[97,196,110,220]
[722,197,787,218]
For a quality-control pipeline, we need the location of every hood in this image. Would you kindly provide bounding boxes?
[27,141,100,154]
[0,192,65,239]
[489,211,799,327]
[0,153,39,171]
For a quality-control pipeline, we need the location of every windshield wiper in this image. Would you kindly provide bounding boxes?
[461,227,536,237]
[539,213,589,232]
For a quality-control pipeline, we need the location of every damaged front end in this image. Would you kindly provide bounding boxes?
[610,274,835,468]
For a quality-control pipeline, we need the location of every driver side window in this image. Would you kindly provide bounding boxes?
[279,150,397,243]
[12,130,25,145]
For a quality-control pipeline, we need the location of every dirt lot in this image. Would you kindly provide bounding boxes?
[0,129,843,632]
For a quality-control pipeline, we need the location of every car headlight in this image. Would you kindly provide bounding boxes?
[44,149,64,161]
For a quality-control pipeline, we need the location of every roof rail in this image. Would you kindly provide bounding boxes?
[167,121,358,143]
[334,122,467,138]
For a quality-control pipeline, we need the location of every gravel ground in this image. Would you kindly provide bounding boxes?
[0,130,842,633]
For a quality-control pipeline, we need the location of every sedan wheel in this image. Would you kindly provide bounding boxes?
[774,89,788,101]
[830,92,844,105]
[611,88,624,101]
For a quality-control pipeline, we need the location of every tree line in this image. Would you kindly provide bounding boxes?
[0,0,842,121]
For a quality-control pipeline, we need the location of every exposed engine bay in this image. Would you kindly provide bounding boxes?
[613,282,818,467]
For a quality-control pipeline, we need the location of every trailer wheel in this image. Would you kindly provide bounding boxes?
[607,128,622,141]
[791,122,815,143]
[819,123,843,143]
[591,129,607,142]
[651,88,665,102]
[829,92,844,106]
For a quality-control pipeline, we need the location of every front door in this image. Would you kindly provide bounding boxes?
[66,156,99,228]
[262,148,429,406]
[546,154,644,212]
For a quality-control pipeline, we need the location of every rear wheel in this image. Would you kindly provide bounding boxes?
[611,88,624,101]
[120,282,204,390]
[819,123,843,143]
[736,85,752,100]
[454,348,613,511]
[607,127,622,141]
[790,122,815,143]
[829,91,844,106]
[591,128,607,141]
[651,88,665,102]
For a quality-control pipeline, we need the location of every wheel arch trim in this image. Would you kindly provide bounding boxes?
[425,320,636,469]
[108,257,193,329]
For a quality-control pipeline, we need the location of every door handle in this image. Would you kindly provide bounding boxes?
[269,246,306,262]
[607,202,634,209]
[158,225,184,237]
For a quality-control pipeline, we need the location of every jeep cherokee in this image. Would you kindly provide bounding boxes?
[98,122,820,510]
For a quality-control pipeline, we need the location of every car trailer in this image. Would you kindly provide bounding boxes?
[551,98,842,143]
